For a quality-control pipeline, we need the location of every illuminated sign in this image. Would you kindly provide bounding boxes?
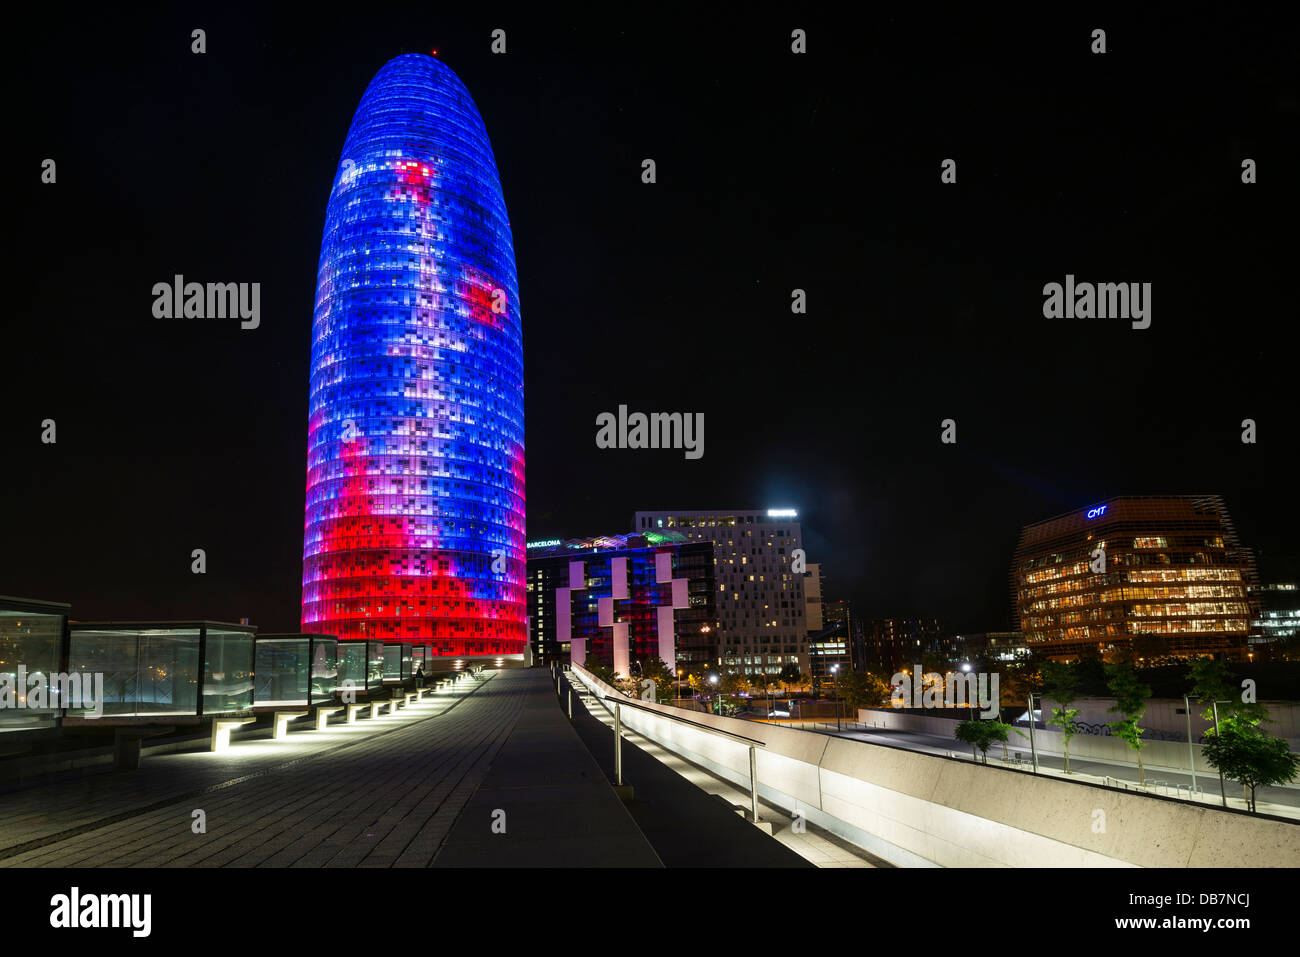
[1086,505,1108,519]
[766,509,798,518]
[527,539,562,549]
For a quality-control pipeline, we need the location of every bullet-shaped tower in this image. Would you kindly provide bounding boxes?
[303,54,525,660]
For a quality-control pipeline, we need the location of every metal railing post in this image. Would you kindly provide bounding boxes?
[1027,694,1038,773]
[568,687,573,720]
[749,745,759,824]
[614,702,623,786]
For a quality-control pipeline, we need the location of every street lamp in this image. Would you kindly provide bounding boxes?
[709,674,719,714]
[831,664,841,731]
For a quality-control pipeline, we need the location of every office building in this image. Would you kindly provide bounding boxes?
[527,532,716,674]
[633,508,807,678]
[1011,495,1257,660]
[302,54,526,662]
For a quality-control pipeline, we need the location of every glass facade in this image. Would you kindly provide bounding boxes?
[69,627,201,718]
[527,534,716,671]
[302,54,526,661]
[1012,496,1258,660]
[254,635,339,706]
[338,640,385,694]
[0,598,68,730]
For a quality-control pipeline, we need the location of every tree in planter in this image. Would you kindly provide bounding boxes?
[1041,660,1082,774]
[1202,713,1300,813]
[954,718,1020,764]
[1105,661,1152,785]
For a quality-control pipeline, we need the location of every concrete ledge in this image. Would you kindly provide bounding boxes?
[314,707,343,731]
[210,718,256,752]
[272,711,308,740]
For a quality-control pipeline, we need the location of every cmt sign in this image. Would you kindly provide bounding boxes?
[1085,505,1109,519]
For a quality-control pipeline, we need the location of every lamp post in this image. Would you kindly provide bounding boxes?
[709,674,719,715]
[831,664,841,731]
[1211,699,1229,808]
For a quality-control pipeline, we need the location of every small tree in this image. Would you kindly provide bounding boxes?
[1041,661,1081,774]
[636,656,676,703]
[584,659,619,688]
[1106,661,1152,784]
[779,664,804,693]
[1202,714,1300,813]
[954,718,1019,764]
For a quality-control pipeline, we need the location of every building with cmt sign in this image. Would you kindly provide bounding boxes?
[1011,495,1258,661]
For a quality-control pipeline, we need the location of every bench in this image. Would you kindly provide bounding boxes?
[210,717,256,752]
[272,710,308,740]
[346,703,369,724]
[314,706,343,731]
[113,726,175,770]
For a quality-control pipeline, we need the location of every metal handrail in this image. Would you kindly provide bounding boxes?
[590,691,767,748]
[572,671,768,825]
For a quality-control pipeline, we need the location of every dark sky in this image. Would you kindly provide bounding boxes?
[5,7,1297,633]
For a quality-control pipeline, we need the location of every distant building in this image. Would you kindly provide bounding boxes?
[1012,495,1257,660]
[527,532,715,674]
[1249,583,1300,660]
[633,508,807,679]
[805,564,824,632]
[947,631,1030,663]
[856,617,947,675]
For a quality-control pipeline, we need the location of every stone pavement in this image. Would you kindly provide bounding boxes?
[0,670,657,867]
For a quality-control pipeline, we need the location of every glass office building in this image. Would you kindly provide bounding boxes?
[303,54,526,661]
[1012,495,1258,660]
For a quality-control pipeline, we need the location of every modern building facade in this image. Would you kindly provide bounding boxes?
[1249,583,1300,660]
[526,532,716,674]
[805,563,823,632]
[856,616,946,675]
[633,509,807,678]
[1012,495,1257,660]
[302,55,526,663]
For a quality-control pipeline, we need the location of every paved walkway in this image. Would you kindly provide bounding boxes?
[0,670,657,867]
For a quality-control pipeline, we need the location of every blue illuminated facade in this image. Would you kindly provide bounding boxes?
[303,54,526,659]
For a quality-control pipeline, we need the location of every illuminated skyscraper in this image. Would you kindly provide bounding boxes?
[302,54,526,661]
[1012,495,1256,660]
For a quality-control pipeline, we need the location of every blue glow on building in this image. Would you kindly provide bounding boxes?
[302,54,526,658]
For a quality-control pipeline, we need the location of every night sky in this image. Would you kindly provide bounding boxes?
[6,8,1297,633]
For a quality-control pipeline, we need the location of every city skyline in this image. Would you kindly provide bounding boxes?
[6,10,1296,638]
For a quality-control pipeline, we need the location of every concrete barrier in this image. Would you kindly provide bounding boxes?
[572,665,1300,868]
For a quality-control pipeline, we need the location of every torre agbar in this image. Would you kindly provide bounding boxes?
[1011,495,1258,661]
[302,54,526,661]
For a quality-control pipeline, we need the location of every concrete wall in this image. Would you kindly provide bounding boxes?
[569,665,1300,867]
